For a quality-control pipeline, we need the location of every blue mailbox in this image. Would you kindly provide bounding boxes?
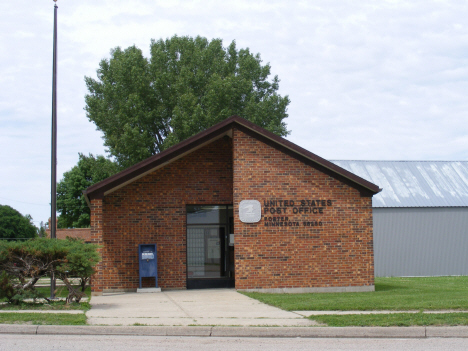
[138,244,158,289]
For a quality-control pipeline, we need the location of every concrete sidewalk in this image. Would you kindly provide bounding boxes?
[1,289,468,338]
[86,289,317,327]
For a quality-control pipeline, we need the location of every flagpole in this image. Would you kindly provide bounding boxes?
[50,0,58,300]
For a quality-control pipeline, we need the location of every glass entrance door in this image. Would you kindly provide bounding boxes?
[187,226,224,279]
[186,205,234,289]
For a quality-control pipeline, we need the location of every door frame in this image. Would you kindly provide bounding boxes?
[186,205,234,289]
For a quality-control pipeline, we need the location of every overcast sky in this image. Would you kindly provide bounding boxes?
[1,0,468,225]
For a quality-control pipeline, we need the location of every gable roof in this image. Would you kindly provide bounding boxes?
[84,116,381,204]
[332,160,468,208]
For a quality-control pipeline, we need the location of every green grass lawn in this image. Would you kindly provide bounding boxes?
[0,313,86,325]
[0,284,90,325]
[311,313,468,327]
[242,276,468,311]
[0,300,90,311]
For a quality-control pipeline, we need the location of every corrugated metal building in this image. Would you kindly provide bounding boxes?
[332,161,468,277]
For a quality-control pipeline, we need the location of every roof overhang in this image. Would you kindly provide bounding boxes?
[83,116,381,205]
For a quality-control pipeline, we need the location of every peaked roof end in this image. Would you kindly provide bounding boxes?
[84,116,381,203]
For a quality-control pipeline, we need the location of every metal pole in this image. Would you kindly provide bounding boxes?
[50,0,58,299]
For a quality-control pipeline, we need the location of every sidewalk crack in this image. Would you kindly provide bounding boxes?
[164,292,193,319]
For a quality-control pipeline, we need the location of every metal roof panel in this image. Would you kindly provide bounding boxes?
[332,161,468,207]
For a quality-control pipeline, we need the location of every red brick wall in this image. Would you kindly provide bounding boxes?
[91,129,374,293]
[232,128,374,289]
[91,137,233,292]
[46,218,91,242]
[45,228,91,242]
[90,198,104,293]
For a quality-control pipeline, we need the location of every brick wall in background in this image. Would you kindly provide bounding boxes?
[45,219,91,242]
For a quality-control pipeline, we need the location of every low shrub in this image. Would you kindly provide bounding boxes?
[0,238,100,304]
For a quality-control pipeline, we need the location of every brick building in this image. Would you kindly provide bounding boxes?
[84,116,380,295]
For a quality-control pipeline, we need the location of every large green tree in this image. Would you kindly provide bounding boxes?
[0,205,37,240]
[85,35,290,168]
[57,153,120,228]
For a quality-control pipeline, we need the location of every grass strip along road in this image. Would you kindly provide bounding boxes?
[312,312,468,327]
[0,285,90,325]
[0,312,86,325]
[243,276,468,327]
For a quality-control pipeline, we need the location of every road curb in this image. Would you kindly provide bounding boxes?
[426,326,468,338]
[37,325,213,336]
[210,326,426,338]
[1,324,468,338]
[0,325,39,335]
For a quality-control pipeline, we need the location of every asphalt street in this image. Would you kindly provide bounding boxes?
[1,334,467,351]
